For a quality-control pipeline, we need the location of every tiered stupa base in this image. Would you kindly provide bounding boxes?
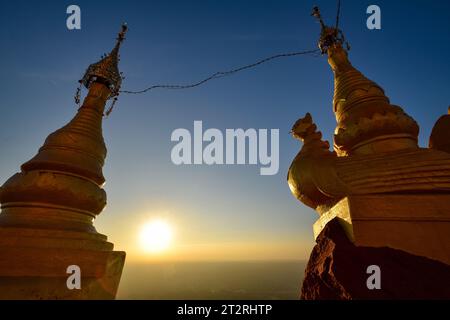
[0,226,125,299]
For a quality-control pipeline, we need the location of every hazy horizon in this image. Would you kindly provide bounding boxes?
[117,260,306,300]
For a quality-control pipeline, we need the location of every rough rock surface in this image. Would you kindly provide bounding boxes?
[300,219,450,299]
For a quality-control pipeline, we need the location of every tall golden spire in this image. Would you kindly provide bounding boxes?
[312,8,419,156]
[328,45,419,156]
[0,25,127,300]
[0,24,127,234]
[80,23,127,98]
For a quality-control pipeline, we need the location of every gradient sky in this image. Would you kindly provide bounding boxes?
[0,0,449,262]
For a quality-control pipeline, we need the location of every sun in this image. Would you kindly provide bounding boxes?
[139,220,173,253]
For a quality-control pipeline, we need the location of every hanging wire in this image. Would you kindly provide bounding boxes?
[105,97,118,117]
[119,48,321,95]
[335,0,341,30]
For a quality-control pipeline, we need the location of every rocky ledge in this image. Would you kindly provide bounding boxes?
[301,219,450,299]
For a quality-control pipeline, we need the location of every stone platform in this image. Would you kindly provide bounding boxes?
[313,194,450,265]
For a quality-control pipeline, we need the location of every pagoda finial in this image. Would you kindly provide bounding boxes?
[79,23,128,100]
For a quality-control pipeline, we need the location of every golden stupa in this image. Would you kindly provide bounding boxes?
[0,25,128,299]
[288,10,450,265]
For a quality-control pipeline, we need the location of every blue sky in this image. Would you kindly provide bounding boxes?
[0,0,449,260]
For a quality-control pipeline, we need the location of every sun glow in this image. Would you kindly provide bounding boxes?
[139,220,173,253]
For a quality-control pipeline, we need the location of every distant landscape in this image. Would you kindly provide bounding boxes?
[117,261,306,300]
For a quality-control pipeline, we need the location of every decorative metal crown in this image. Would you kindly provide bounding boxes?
[311,6,349,54]
[80,24,128,98]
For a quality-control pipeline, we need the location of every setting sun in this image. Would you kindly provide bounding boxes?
[139,220,173,253]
